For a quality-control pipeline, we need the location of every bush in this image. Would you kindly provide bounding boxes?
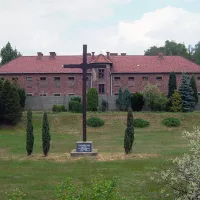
[101,99,108,112]
[69,97,82,113]
[162,117,180,127]
[170,90,182,112]
[133,118,150,128]
[87,88,98,111]
[142,84,167,111]
[156,127,200,199]
[52,105,66,112]
[131,92,144,111]
[86,117,104,127]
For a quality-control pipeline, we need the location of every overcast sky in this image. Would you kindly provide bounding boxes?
[0,0,200,56]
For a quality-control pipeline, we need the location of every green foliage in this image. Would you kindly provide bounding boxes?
[52,105,66,112]
[87,88,98,111]
[0,42,21,65]
[168,72,177,98]
[170,90,182,112]
[162,117,180,127]
[101,99,108,112]
[69,97,82,113]
[17,88,26,108]
[142,84,167,111]
[0,79,3,119]
[133,118,150,128]
[190,75,198,104]
[131,92,144,111]
[42,112,51,156]
[124,108,134,154]
[193,41,200,65]
[7,188,26,200]
[86,117,104,127]
[179,74,195,112]
[156,127,200,199]
[26,110,34,156]
[56,175,128,200]
[4,84,22,125]
[144,46,164,56]
[116,88,131,111]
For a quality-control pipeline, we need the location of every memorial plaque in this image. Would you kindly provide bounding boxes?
[77,142,92,152]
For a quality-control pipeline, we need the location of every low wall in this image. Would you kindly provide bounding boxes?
[25,95,118,111]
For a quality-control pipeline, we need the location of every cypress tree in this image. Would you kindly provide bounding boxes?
[190,75,198,104]
[18,88,26,108]
[26,110,34,156]
[168,72,177,98]
[42,111,51,156]
[4,84,22,125]
[123,88,131,111]
[179,74,195,112]
[116,88,123,111]
[124,107,134,154]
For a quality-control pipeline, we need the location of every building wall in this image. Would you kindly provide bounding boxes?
[1,72,200,96]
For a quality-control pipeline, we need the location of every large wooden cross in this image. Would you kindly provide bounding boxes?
[63,45,106,142]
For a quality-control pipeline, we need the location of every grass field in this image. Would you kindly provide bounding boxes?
[0,111,198,199]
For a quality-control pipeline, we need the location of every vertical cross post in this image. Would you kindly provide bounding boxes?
[82,45,87,142]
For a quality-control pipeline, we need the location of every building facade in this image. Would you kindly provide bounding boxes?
[0,52,200,96]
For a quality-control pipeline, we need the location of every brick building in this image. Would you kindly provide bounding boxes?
[0,52,200,96]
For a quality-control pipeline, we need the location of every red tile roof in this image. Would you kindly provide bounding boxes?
[0,55,199,74]
[90,54,112,64]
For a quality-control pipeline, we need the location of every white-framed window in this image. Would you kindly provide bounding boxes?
[68,77,75,80]
[156,76,162,81]
[54,93,61,96]
[40,77,47,81]
[54,77,60,81]
[142,76,148,80]
[26,93,33,96]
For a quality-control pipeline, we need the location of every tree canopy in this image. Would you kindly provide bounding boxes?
[0,42,21,65]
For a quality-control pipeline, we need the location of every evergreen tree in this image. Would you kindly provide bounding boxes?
[123,88,131,111]
[26,110,34,156]
[116,88,123,110]
[0,79,3,119]
[42,111,51,156]
[179,74,195,112]
[124,108,134,154]
[170,90,182,112]
[1,80,11,119]
[0,42,21,65]
[190,75,198,104]
[4,84,22,124]
[87,88,98,111]
[18,88,26,108]
[168,72,177,98]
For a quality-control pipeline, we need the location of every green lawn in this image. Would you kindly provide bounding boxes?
[0,111,198,199]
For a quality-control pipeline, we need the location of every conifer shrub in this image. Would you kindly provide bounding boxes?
[42,111,51,156]
[168,72,177,98]
[87,88,98,111]
[133,118,150,128]
[116,88,131,111]
[124,108,134,154]
[101,99,108,112]
[86,117,104,127]
[69,97,82,113]
[18,88,26,109]
[131,92,144,111]
[26,110,34,156]
[170,90,182,112]
[162,117,180,127]
[190,75,198,104]
[52,105,66,112]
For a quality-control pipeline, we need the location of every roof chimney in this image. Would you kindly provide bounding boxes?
[92,52,95,59]
[121,53,126,56]
[110,53,118,56]
[158,52,164,60]
[37,52,43,60]
[49,52,56,59]
[106,52,110,59]
[87,53,91,56]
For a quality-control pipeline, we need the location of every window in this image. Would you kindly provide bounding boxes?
[197,77,200,80]
[114,77,120,80]
[40,77,46,81]
[68,93,74,96]
[128,77,135,80]
[1,77,4,81]
[98,69,104,79]
[142,76,148,80]
[54,93,60,96]
[54,77,60,81]
[12,77,18,81]
[26,93,33,96]
[68,77,75,80]
[26,77,32,81]
[114,93,119,96]
[156,77,162,80]
[40,93,47,96]
[99,84,105,94]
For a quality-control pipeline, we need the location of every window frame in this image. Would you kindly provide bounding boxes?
[99,84,105,94]
[40,77,47,81]
[98,69,105,79]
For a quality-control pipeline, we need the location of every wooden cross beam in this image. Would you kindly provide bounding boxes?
[63,45,106,142]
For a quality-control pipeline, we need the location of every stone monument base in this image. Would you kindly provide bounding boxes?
[70,141,98,157]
